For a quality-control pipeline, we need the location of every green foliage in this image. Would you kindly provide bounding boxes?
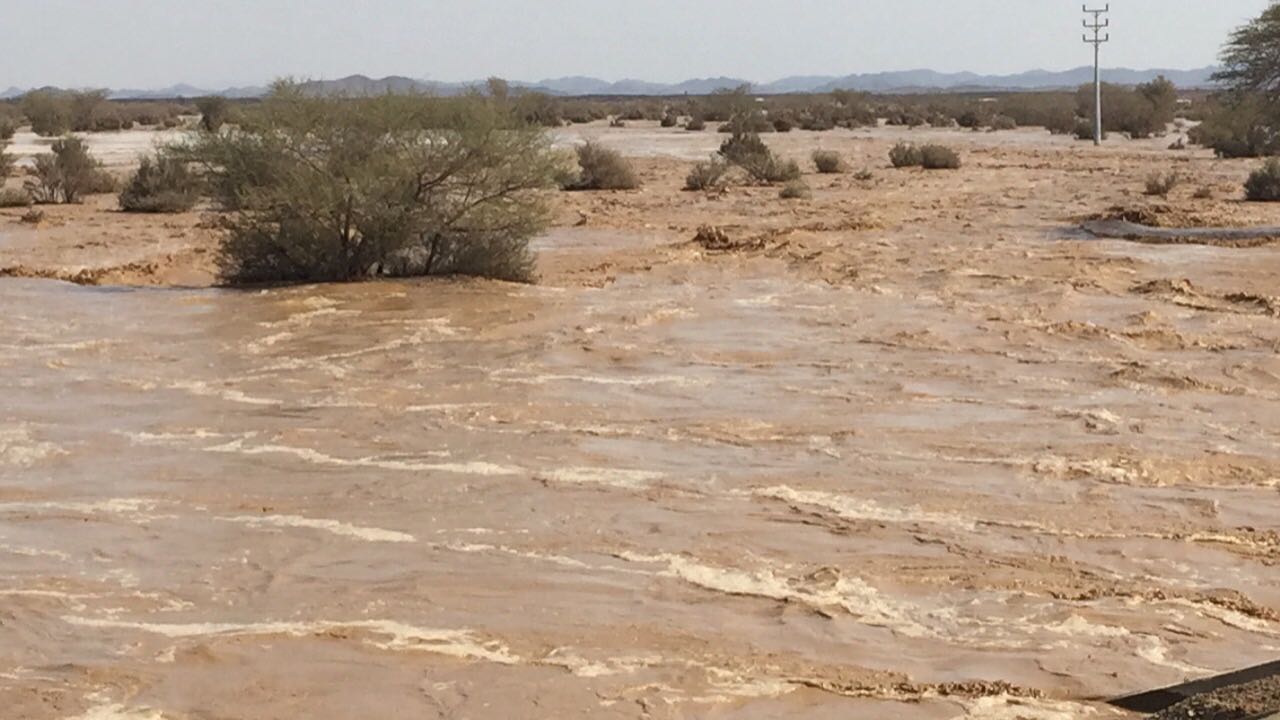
[173,83,562,284]
[1076,78,1177,138]
[1144,171,1180,197]
[69,90,108,132]
[119,152,201,213]
[1214,4,1280,95]
[718,131,799,184]
[1245,158,1280,201]
[22,91,71,137]
[0,188,32,208]
[889,142,923,168]
[778,179,811,199]
[195,96,230,132]
[684,158,730,191]
[1188,96,1280,158]
[919,144,961,169]
[26,137,112,204]
[566,142,640,190]
[811,150,845,174]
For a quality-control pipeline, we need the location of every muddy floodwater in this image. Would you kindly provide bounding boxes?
[2,124,1280,719]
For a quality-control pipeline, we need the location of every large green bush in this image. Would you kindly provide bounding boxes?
[22,91,71,137]
[1075,77,1178,138]
[26,137,112,204]
[174,82,562,284]
[1188,96,1280,158]
[118,152,201,213]
[1245,158,1280,201]
[565,142,640,190]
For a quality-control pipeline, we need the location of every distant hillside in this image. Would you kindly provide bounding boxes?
[0,66,1220,101]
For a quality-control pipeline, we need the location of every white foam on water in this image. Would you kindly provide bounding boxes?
[951,695,1114,719]
[167,380,282,407]
[500,372,703,388]
[441,542,592,569]
[540,467,666,490]
[0,498,159,516]
[618,552,934,638]
[62,617,520,665]
[750,485,977,531]
[1135,635,1212,675]
[0,425,66,467]
[206,439,523,476]
[220,515,416,543]
[1044,615,1130,639]
[66,701,167,720]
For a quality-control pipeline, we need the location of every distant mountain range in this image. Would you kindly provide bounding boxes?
[0,66,1220,100]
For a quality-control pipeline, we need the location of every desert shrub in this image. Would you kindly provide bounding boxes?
[989,114,1018,131]
[514,92,563,127]
[69,90,108,132]
[854,168,874,181]
[719,131,799,184]
[1245,158,1280,201]
[26,137,111,204]
[1076,78,1177,139]
[195,96,230,132]
[1074,119,1106,141]
[0,188,32,208]
[812,150,845,174]
[609,117,627,128]
[1188,96,1280,158]
[172,83,562,284]
[1168,136,1187,150]
[684,158,730,191]
[22,91,71,137]
[919,145,961,169]
[0,139,12,178]
[566,142,640,190]
[1193,185,1214,199]
[799,111,836,131]
[0,117,15,140]
[772,117,794,133]
[956,110,983,129]
[1144,171,1180,197]
[889,142,923,168]
[119,152,201,213]
[660,112,679,128]
[779,180,811,200]
[685,116,706,131]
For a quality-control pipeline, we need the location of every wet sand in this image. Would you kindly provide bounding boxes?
[1,121,1279,719]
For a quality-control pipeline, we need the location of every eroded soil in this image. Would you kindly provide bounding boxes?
[1,122,1279,719]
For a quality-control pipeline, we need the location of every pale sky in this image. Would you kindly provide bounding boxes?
[0,0,1271,89]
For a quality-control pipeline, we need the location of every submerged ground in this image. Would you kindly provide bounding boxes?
[1,122,1279,719]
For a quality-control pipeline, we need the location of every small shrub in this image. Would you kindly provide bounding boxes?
[567,142,640,190]
[21,208,44,224]
[779,180,811,200]
[0,117,15,140]
[1244,158,1280,202]
[195,96,229,133]
[660,112,679,128]
[1193,186,1213,200]
[720,132,799,184]
[26,136,110,204]
[772,117,794,133]
[920,145,961,170]
[812,150,845,174]
[0,139,12,178]
[119,152,201,213]
[1144,171,1180,197]
[1044,108,1079,135]
[0,188,32,208]
[854,168,874,181]
[1075,119,1104,141]
[685,116,706,131]
[889,142,923,168]
[609,117,627,128]
[684,158,730,191]
[989,114,1018,131]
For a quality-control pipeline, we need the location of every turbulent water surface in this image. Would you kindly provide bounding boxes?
[2,218,1280,719]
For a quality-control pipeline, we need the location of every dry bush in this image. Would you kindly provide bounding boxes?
[0,188,32,207]
[195,96,230,132]
[174,82,562,284]
[566,142,640,190]
[920,145,961,169]
[26,137,113,204]
[0,138,12,178]
[1076,77,1177,138]
[1244,158,1280,201]
[719,131,799,184]
[1188,96,1280,158]
[0,116,15,140]
[1193,186,1213,199]
[812,150,845,174]
[660,112,679,128]
[989,114,1018,131]
[1144,171,1180,197]
[778,179,811,199]
[119,151,201,213]
[685,116,706,131]
[684,158,730,191]
[854,168,874,181]
[889,142,923,168]
[21,91,71,137]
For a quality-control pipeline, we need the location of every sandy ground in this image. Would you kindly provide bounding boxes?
[1,121,1279,719]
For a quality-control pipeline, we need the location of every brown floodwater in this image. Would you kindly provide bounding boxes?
[1,224,1279,719]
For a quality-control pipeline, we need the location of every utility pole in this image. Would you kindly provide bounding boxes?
[1083,5,1111,146]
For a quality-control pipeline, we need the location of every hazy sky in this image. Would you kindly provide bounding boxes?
[0,0,1272,89]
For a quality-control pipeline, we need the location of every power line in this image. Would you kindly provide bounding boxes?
[1083,4,1111,146]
